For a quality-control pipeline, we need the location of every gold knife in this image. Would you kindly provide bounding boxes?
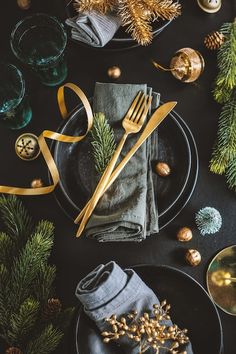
[74,101,177,231]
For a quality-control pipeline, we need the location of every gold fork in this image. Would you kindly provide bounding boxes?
[75,91,152,237]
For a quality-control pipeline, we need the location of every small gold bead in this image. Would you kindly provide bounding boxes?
[103,338,110,343]
[107,66,121,80]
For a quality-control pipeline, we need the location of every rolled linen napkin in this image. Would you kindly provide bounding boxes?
[85,82,159,242]
[65,12,121,47]
[76,261,194,354]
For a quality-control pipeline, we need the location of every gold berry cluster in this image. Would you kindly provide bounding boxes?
[101,301,189,354]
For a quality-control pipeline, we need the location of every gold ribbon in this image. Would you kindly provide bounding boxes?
[0,83,93,195]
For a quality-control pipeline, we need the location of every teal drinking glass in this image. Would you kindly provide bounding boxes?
[0,63,32,129]
[11,13,68,87]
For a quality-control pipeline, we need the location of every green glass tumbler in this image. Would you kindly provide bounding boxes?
[0,63,32,129]
[11,13,68,87]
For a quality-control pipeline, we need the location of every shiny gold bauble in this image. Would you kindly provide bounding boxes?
[170,48,205,83]
[155,162,171,177]
[177,227,193,242]
[107,66,121,79]
[15,133,40,161]
[185,249,201,266]
[31,178,44,188]
[197,0,221,13]
[17,0,31,9]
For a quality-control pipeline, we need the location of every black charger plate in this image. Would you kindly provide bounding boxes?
[52,103,193,228]
[74,265,223,354]
[64,0,174,51]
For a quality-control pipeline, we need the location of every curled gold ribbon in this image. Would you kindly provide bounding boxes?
[0,82,93,195]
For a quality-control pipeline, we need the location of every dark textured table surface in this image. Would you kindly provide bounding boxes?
[0,1,236,353]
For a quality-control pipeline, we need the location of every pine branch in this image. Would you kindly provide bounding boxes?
[210,94,236,174]
[8,298,40,345]
[213,21,236,103]
[25,324,63,354]
[0,232,14,266]
[33,264,56,305]
[91,113,116,174]
[226,156,236,191]
[0,195,33,247]
[5,221,54,314]
[142,0,181,21]
[118,0,153,45]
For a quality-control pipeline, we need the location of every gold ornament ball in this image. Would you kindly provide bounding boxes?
[177,227,193,242]
[107,66,121,80]
[31,178,44,188]
[185,249,201,267]
[17,0,31,9]
[197,0,221,13]
[155,162,171,177]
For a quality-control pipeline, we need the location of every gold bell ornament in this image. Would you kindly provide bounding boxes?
[197,0,222,13]
[152,47,205,83]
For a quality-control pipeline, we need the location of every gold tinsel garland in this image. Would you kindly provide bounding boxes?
[74,0,181,45]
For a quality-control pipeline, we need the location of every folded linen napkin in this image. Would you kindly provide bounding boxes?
[76,261,194,354]
[85,82,159,242]
[65,11,121,47]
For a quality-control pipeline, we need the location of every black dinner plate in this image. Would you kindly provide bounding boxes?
[64,0,174,51]
[52,102,192,227]
[73,265,223,354]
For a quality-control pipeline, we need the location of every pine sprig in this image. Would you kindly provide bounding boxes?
[0,195,33,246]
[210,95,236,174]
[33,264,56,305]
[213,21,236,104]
[7,221,54,312]
[91,113,116,174]
[226,156,236,191]
[0,196,74,354]
[8,298,40,345]
[25,324,63,354]
[142,0,181,21]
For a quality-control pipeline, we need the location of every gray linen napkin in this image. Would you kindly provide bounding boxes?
[65,12,121,47]
[76,261,194,354]
[85,82,159,242]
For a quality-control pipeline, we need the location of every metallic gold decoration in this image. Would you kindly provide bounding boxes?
[107,66,122,79]
[197,0,221,13]
[0,83,93,196]
[155,161,171,176]
[152,48,205,83]
[204,31,225,50]
[177,227,193,242]
[17,0,31,9]
[185,249,201,266]
[15,133,40,161]
[207,245,236,316]
[31,178,44,188]
[101,302,190,354]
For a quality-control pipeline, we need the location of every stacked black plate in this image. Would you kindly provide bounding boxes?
[52,102,198,231]
[73,265,223,354]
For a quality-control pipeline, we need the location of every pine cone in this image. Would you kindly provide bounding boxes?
[6,347,23,354]
[204,31,225,50]
[43,298,62,320]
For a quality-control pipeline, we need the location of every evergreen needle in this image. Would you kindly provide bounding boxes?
[91,113,116,174]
